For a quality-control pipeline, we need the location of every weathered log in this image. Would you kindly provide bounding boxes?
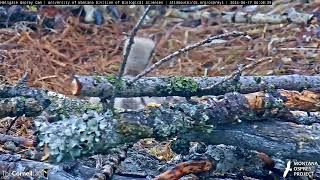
[245,90,320,112]
[35,91,320,162]
[70,75,320,98]
[119,144,276,179]
[0,84,51,108]
[182,121,320,162]
[0,97,43,118]
[284,111,320,125]
[0,133,35,147]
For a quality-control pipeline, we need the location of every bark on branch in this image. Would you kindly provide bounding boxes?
[0,84,51,108]
[0,97,43,118]
[182,120,320,162]
[69,75,320,98]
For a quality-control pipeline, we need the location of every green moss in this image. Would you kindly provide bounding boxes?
[83,102,102,112]
[104,74,124,90]
[92,73,124,90]
[57,106,68,116]
[158,76,199,96]
[104,74,117,84]
[91,72,103,83]
[116,121,153,139]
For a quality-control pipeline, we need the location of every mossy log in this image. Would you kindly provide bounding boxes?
[36,91,320,162]
[70,75,320,98]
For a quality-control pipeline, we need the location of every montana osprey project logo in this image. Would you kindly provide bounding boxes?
[283,160,292,178]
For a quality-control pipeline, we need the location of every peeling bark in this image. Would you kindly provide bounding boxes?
[154,160,212,180]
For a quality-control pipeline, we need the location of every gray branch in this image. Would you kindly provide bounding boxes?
[71,75,320,98]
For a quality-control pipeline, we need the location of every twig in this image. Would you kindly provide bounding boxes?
[118,5,152,80]
[5,116,19,135]
[107,5,152,110]
[202,57,272,91]
[129,31,246,84]
[16,71,28,86]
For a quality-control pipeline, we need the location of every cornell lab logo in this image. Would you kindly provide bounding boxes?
[283,160,292,178]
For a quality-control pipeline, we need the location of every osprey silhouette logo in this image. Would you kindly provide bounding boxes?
[283,160,292,178]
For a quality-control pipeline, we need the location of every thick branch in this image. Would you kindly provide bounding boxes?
[70,75,320,98]
[0,84,51,108]
[0,97,43,118]
[182,120,320,162]
[36,91,320,161]
[284,111,320,125]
